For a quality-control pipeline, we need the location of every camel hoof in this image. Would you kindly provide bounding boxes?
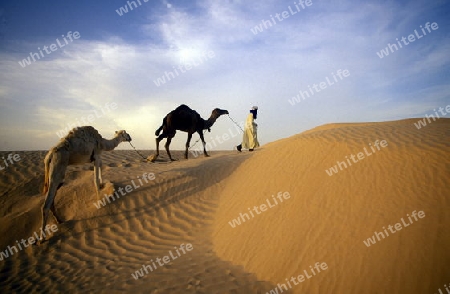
[204,154,210,157]
[147,154,158,162]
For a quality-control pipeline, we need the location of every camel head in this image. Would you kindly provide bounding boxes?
[115,130,132,142]
[204,108,229,131]
[210,108,229,120]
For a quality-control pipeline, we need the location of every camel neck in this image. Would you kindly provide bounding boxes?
[204,120,213,129]
[205,117,217,129]
[102,136,121,151]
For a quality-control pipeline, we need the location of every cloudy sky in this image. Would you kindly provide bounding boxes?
[0,0,449,151]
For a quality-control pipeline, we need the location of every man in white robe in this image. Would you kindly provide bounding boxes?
[237,106,259,152]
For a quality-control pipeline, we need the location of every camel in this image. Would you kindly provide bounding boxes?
[39,126,132,243]
[149,104,229,162]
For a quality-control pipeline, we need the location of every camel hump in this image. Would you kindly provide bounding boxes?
[55,126,103,151]
[175,104,192,112]
[174,104,201,118]
[67,126,103,140]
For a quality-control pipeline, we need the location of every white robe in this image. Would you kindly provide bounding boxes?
[242,113,260,149]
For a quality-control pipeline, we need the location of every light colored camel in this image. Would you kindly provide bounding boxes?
[39,126,132,243]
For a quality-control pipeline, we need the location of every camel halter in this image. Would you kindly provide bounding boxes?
[227,114,245,133]
[128,141,148,160]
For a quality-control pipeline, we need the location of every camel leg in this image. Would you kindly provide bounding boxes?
[98,159,103,185]
[40,184,61,244]
[40,152,67,243]
[51,201,63,224]
[165,134,175,161]
[199,131,210,157]
[155,137,161,159]
[93,154,102,199]
[152,133,167,162]
[185,133,193,159]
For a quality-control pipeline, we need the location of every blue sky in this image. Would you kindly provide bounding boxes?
[0,0,449,151]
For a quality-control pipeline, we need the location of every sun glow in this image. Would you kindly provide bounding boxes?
[177,47,200,64]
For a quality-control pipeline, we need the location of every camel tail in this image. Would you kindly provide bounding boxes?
[155,116,168,136]
[155,125,163,136]
[42,152,52,195]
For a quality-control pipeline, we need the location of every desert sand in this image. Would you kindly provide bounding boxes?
[0,118,449,293]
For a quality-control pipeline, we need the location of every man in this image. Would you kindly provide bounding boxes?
[237,106,260,152]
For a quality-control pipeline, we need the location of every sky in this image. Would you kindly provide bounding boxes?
[0,0,449,151]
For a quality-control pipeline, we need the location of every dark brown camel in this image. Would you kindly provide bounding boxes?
[149,104,229,162]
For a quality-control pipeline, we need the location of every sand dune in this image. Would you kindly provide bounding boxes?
[213,118,450,293]
[0,118,449,293]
